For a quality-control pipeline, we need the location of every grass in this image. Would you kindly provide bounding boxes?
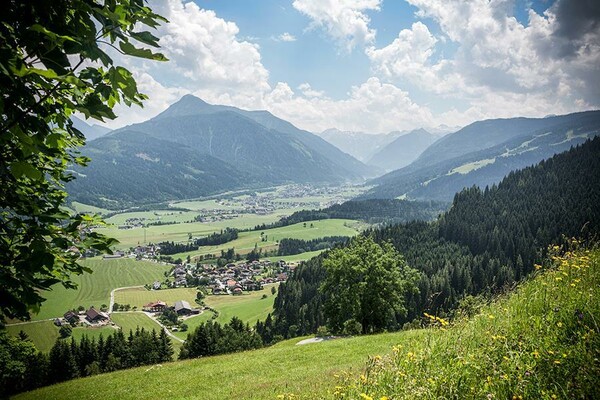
[174,284,279,340]
[114,287,199,309]
[110,312,163,334]
[5,321,59,353]
[19,258,169,321]
[71,326,117,343]
[14,330,420,400]
[70,201,111,215]
[265,250,325,263]
[175,219,359,260]
[15,244,600,400]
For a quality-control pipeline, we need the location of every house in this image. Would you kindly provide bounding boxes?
[152,281,161,290]
[63,311,79,325]
[102,251,124,259]
[232,287,243,295]
[174,300,193,315]
[143,300,167,312]
[85,307,109,323]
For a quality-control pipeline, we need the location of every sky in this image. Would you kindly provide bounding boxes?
[103,0,600,134]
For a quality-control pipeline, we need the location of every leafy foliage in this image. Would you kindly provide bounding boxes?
[179,317,262,359]
[0,0,166,320]
[321,236,419,334]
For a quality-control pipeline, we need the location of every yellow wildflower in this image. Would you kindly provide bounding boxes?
[360,394,373,400]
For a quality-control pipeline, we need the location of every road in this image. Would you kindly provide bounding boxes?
[109,285,144,315]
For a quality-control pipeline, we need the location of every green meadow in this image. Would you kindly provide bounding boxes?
[173,219,360,260]
[24,258,169,321]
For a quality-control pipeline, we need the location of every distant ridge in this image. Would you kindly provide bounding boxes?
[362,110,600,201]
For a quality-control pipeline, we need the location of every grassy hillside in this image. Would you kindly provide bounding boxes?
[15,245,599,400]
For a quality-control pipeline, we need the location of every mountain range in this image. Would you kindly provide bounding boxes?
[362,110,600,201]
[71,116,111,141]
[367,128,439,172]
[67,95,377,208]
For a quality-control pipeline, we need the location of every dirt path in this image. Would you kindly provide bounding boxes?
[109,285,144,314]
[296,336,342,345]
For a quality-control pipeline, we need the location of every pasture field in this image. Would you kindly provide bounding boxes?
[71,325,117,342]
[15,329,422,400]
[5,321,59,353]
[174,219,360,260]
[264,250,324,263]
[110,312,163,334]
[70,201,111,215]
[98,213,297,250]
[26,258,169,321]
[173,284,279,340]
[114,287,199,309]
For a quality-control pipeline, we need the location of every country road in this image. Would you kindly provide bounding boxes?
[109,285,144,315]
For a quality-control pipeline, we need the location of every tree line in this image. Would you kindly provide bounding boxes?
[277,236,349,256]
[251,198,448,231]
[0,327,173,397]
[195,228,239,246]
[269,138,600,338]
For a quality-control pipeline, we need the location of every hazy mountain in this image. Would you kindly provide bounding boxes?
[67,95,376,207]
[362,110,600,201]
[367,129,438,172]
[318,128,402,163]
[67,130,249,208]
[71,116,111,141]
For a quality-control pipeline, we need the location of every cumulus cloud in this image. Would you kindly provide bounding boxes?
[365,0,600,126]
[292,0,380,51]
[264,77,434,132]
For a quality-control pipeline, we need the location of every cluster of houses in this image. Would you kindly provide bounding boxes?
[57,307,110,327]
[102,244,161,260]
[170,259,292,293]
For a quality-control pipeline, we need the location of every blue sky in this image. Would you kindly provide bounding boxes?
[106,0,599,134]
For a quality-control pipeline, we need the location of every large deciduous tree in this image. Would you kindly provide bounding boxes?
[321,236,419,334]
[0,0,167,321]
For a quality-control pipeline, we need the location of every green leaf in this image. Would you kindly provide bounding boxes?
[119,41,167,61]
[10,162,43,180]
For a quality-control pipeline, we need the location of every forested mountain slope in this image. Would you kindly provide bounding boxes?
[364,110,600,200]
[271,137,600,337]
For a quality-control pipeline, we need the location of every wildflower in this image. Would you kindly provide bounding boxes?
[534,263,542,270]
[360,374,367,384]
[360,394,373,400]
[531,350,539,358]
[557,322,563,328]
[488,314,495,319]
[380,397,389,400]
[554,360,561,365]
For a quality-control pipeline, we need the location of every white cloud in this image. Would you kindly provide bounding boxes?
[292,0,380,51]
[264,77,434,132]
[364,0,600,126]
[276,32,297,42]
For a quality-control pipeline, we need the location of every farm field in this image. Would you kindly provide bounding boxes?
[173,219,360,260]
[5,321,59,353]
[110,312,163,334]
[265,250,324,263]
[173,284,279,340]
[114,287,198,309]
[24,258,169,321]
[71,325,117,342]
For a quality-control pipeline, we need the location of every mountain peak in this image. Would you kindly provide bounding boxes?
[154,94,214,119]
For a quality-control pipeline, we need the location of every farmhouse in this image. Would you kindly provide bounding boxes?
[174,300,193,315]
[143,300,167,312]
[85,307,109,323]
[63,311,79,324]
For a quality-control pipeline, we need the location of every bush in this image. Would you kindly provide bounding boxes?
[59,325,72,339]
[342,319,362,336]
[316,326,330,337]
